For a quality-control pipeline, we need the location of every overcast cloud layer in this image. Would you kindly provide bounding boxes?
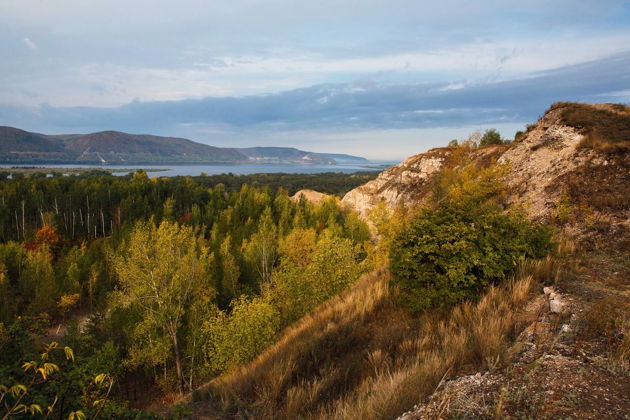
[1,0,629,159]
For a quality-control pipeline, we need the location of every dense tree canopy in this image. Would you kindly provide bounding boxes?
[0,170,372,415]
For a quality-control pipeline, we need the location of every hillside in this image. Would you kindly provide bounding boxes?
[54,131,246,163]
[342,102,629,227]
[237,147,335,164]
[341,145,506,216]
[0,126,74,162]
[182,102,629,419]
[1,103,627,420]
[0,127,369,165]
[290,189,330,204]
[498,102,630,224]
[320,153,371,164]
[0,127,247,164]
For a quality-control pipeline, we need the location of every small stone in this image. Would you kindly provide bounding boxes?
[561,324,571,333]
[549,292,557,300]
[550,299,565,314]
[543,286,554,295]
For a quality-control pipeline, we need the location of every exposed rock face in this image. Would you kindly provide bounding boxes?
[341,148,451,216]
[342,103,629,225]
[341,146,505,216]
[498,107,599,220]
[290,189,329,204]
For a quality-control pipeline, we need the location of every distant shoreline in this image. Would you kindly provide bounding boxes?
[0,167,169,176]
[0,161,394,178]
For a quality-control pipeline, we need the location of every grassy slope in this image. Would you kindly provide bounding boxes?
[186,257,565,419]
[550,102,630,153]
[401,240,630,419]
[180,102,629,419]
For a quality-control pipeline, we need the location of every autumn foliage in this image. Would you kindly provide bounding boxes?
[35,225,59,245]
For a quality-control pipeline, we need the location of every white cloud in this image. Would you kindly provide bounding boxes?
[0,0,628,109]
[22,37,37,50]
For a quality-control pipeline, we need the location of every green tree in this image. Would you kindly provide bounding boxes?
[0,264,13,323]
[111,221,212,395]
[25,247,58,316]
[202,296,279,373]
[245,207,278,285]
[278,228,316,268]
[219,235,240,305]
[271,232,362,324]
[479,128,503,146]
[0,341,115,420]
[307,233,361,304]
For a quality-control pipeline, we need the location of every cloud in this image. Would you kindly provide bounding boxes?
[22,37,37,50]
[1,1,629,108]
[0,1,627,159]
[2,51,629,137]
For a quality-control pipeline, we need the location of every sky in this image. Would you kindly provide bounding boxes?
[1,0,630,160]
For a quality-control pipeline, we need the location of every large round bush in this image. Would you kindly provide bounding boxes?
[390,201,551,313]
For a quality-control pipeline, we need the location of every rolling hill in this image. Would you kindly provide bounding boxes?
[0,127,369,165]
[236,147,336,164]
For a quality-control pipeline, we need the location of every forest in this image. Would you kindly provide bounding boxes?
[0,158,553,419]
[0,171,374,418]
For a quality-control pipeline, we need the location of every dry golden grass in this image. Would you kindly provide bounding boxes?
[189,255,565,419]
[613,320,630,368]
[549,102,630,153]
[579,296,630,371]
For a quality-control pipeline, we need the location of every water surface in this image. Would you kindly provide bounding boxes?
[0,162,394,177]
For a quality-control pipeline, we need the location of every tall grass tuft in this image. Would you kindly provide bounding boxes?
[193,258,563,419]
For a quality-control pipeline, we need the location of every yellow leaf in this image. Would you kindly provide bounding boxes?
[29,404,43,415]
[9,384,27,398]
[68,410,86,420]
[64,346,75,362]
[94,373,110,385]
[22,361,36,372]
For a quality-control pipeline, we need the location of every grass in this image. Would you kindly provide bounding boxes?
[549,102,630,153]
[579,296,630,371]
[188,255,567,419]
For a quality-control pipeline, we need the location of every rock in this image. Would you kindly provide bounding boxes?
[290,189,329,204]
[561,324,572,333]
[342,146,506,217]
[341,148,451,216]
[550,298,566,314]
[543,286,554,295]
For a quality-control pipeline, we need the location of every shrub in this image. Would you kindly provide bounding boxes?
[479,129,503,146]
[271,232,363,324]
[203,296,280,373]
[390,201,551,313]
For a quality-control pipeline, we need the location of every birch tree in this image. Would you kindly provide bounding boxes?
[112,221,212,395]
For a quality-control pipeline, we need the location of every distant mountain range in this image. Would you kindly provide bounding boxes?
[0,126,370,165]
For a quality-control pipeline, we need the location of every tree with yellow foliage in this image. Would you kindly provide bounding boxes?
[112,221,213,395]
